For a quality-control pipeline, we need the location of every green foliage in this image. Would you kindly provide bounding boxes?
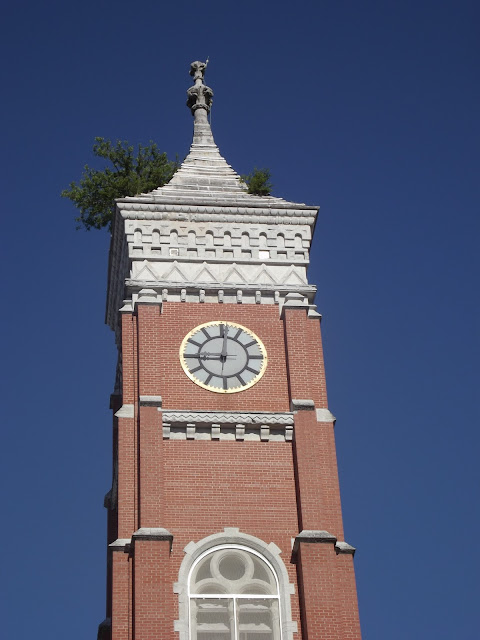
[240,167,273,196]
[61,138,178,231]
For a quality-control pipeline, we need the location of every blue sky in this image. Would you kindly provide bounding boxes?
[1,1,478,638]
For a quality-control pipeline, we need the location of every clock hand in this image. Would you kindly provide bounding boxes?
[198,352,236,360]
[221,324,229,361]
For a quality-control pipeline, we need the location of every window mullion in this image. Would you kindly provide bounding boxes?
[233,597,238,640]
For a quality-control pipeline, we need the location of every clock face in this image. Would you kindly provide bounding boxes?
[180,321,267,393]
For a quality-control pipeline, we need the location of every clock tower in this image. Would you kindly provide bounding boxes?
[100,61,362,640]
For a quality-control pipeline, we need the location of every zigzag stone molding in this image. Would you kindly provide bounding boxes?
[130,260,308,288]
[161,410,294,424]
[161,410,294,442]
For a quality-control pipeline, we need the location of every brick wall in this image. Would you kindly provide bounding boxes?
[107,301,361,639]
[135,302,291,412]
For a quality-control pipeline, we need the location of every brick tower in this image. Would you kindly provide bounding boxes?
[99,61,362,640]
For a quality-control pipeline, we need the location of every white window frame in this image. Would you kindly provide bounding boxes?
[174,528,298,640]
[188,544,282,640]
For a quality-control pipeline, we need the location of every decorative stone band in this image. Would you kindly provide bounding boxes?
[160,410,294,442]
[292,530,356,559]
[117,201,318,225]
[126,282,317,304]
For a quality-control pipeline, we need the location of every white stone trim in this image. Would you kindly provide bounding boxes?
[335,541,356,555]
[162,423,292,442]
[114,404,134,418]
[108,538,131,551]
[316,408,336,423]
[290,399,315,411]
[161,410,294,443]
[161,410,294,425]
[174,529,297,640]
[137,288,162,305]
[140,395,163,407]
[124,282,316,307]
[117,200,317,223]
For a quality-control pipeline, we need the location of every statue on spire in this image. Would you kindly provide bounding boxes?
[187,60,213,115]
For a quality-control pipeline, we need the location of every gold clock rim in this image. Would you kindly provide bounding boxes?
[179,321,268,394]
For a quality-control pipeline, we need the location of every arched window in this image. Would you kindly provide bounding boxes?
[206,231,214,247]
[259,233,268,248]
[189,545,281,639]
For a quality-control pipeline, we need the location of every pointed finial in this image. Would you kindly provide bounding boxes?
[187,60,213,116]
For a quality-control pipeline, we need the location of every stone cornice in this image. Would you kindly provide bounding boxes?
[117,199,318,212]
[126,280,316,295]
[116,201,317,224]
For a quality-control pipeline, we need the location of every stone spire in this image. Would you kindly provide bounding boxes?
[132,61,306,206]
[184,60,215,147]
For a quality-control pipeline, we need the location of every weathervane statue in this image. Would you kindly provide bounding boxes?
[186,60,213,117]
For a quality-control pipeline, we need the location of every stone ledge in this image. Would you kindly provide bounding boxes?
[136,288,162,305]
[281,292,310,317]
[132,527,173,541]
[131,527,174,551]
[114,404,134,418]
[316,408,336,423]
[335,541,356,556]
[290,399,315,411]
[108,538,131,551]
[140,395,163,407]
[292,529,337,558]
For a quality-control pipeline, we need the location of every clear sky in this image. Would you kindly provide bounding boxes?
[1,1,478,638]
